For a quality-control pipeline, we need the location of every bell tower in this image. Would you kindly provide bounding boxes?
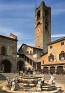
[35,1,51,53]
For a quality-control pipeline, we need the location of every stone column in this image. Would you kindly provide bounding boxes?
[26,56,27,62]
[63,64,65,74]
[41,66,43,73]
[48,66,50,74]
[11,57,17,73]
[36,63,37,70]
[55,66,57,74]
[29,58,30,65]
[32,61,33,69]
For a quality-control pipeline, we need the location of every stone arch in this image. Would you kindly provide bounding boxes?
[17,61,25,71]
[43,66,48,74]
[57,66,63,74]
[1,59,12,73]
[1,46,7,55]
[37,10,40,19]
[50,66,55,74]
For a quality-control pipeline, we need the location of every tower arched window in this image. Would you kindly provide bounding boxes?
[45,9,48,17]
[48,53,54,62]
[1,46,7,55]
[37,10,40,20]
[59,51,65,60]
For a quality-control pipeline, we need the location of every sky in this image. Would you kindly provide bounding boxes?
[0,0,65,49]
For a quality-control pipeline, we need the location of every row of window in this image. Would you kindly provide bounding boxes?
[26,49,39,55]
[49,51,65,62]
[50,42,64,49]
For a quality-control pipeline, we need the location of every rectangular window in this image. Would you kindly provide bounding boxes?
[61,53,64,60]
[48,55,54,62]
[59,52,65,60]
[43,60,44,64]
[61,42,64,46]
[50,46,52,49]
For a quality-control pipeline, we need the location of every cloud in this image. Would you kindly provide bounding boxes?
[0,3,34,10]
[17,42,34,50]
[52,9,65,15]
[26,43,34,47]
[0,27,34,50]
[51,34,65,38]
[0,27,21,36]
[51,1,65,15]
[0,27,33,40]
[0,2,34,20]
[17,43,22,49]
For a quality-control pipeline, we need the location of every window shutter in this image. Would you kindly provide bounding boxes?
[59,54,61,60]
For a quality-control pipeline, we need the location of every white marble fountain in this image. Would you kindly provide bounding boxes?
[2,74,64,93]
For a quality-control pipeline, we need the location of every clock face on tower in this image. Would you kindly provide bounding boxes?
[37,28,40,34]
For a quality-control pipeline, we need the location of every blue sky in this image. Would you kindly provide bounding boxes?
[0,0,65,49]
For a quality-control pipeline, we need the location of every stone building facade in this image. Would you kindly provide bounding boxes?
[38,37,65,74]
[0,34,25,73]
[0,34,17,72]
[18,44,43,59]
[18,44,43,70]
[0,1,65,74]
[35,2,51,53]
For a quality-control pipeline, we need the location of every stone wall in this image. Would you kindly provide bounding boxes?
[35,1,51,53]
[0,35,17,72]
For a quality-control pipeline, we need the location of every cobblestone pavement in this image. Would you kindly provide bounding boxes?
[0,74,65,93]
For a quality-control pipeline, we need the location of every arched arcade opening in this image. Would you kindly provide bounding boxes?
[50,66,55,74]
[43,67,48,74]
[57,66,63,74]
[17,61,25,71]
[1,60,12,73]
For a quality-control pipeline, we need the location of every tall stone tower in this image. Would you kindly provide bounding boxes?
[35,1,51,53]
